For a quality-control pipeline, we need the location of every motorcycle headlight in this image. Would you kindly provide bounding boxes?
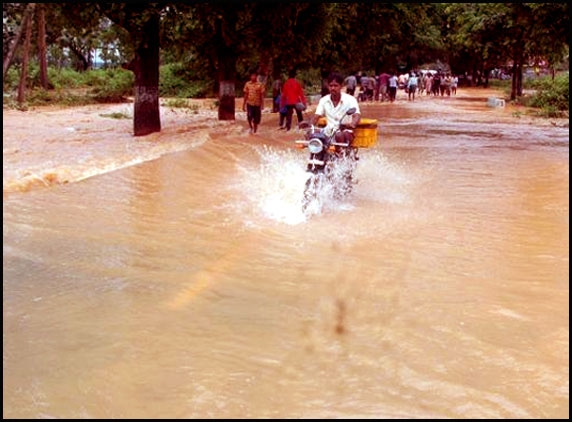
[308,138,324,154]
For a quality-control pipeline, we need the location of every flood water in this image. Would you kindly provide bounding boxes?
[3,91,569,418]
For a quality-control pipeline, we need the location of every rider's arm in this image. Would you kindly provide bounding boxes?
[312,97,326,127]
[311,113,323,127]
[350,113,361,128]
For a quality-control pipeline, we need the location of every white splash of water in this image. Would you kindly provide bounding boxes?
[233,146,414,225]
[235,145,310,225]
[352,150,415,205]
[233,146,353,224]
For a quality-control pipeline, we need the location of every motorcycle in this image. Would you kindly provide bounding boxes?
[295,107,360,212]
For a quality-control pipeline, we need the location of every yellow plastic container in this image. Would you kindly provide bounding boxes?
[316,117,379,148]
[353,118,378,148]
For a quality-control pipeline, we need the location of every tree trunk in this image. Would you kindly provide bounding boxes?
[213,14,237,121]
[3,3,36,80]
[17,4,35,104]
[510,56,525,101]
[510,61,517,101]
[483,67,490,88]
[217,47,237,121]
[68,43,90,72]
[37,4,49,89]
[130,13,161,136]
[516,62,523,97]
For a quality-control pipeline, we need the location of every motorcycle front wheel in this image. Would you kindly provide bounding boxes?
[330,150,357,199]
[302,173,325,212]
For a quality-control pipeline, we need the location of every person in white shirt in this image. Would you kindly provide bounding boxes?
[388,72,398,102]
[451,75,458,95]
[407,72,419,101]
[311,72,361,145]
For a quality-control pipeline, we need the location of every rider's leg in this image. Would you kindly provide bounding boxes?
[285,105,294,131]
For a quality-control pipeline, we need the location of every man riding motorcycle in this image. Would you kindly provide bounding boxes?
[296,72,362,211]
[311,72,362,146]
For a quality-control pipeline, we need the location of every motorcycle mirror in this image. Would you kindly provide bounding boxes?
[346,107,357,115]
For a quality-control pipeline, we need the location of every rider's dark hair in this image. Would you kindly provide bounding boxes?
[327,72,344,85]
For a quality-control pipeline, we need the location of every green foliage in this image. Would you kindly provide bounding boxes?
[99,111,130,119]
[443,3,569,81]
[83,69,112,86]
[3,2,568,118]
[526,73,569,116]
[159,63,213,98]
[3,66,133,107]
[488,72,569,116]
[88,68,134,102]
[47,67,89,89]
[162,98,200,114]
[19,89,95,107]
[163,98,190,108]
[3,67,20,91]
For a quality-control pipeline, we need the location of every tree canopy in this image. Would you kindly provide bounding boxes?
[3,2,569,134]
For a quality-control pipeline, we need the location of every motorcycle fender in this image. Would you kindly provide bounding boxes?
[307,152,327,171]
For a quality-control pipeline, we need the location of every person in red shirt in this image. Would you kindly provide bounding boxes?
[279,69,307,131]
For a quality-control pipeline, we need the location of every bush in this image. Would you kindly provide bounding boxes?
[3,67,20,91]
[47,67,88,89]
[3,66,133,106]
[88,68,134,102]
[83,69,111,87]
[159,63,189,96]
[159,63,213,98]
[527,72,569,114]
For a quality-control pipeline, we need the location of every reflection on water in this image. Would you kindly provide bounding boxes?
[3,97,569,419]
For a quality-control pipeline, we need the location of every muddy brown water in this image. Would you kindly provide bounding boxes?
[3,90,569,418]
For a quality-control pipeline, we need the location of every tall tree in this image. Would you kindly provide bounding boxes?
[176,2,334,120]
[3,3,34,79]
[525,3,569,79]
[445,3,509,86]
[46,4,132,70]
[444,3,569,94]
[96,3,165,136]
[212,7,240,120]
[16,3,35,104]
[36,3,48,89]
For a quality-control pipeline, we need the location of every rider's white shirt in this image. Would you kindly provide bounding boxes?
[315,93,360,134]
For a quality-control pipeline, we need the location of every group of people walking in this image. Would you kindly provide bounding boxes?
[345,70,459,103]
[421,72,459,97]
[242,67,459,134]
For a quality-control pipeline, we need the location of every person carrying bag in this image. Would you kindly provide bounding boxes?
[280,69,307,131]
